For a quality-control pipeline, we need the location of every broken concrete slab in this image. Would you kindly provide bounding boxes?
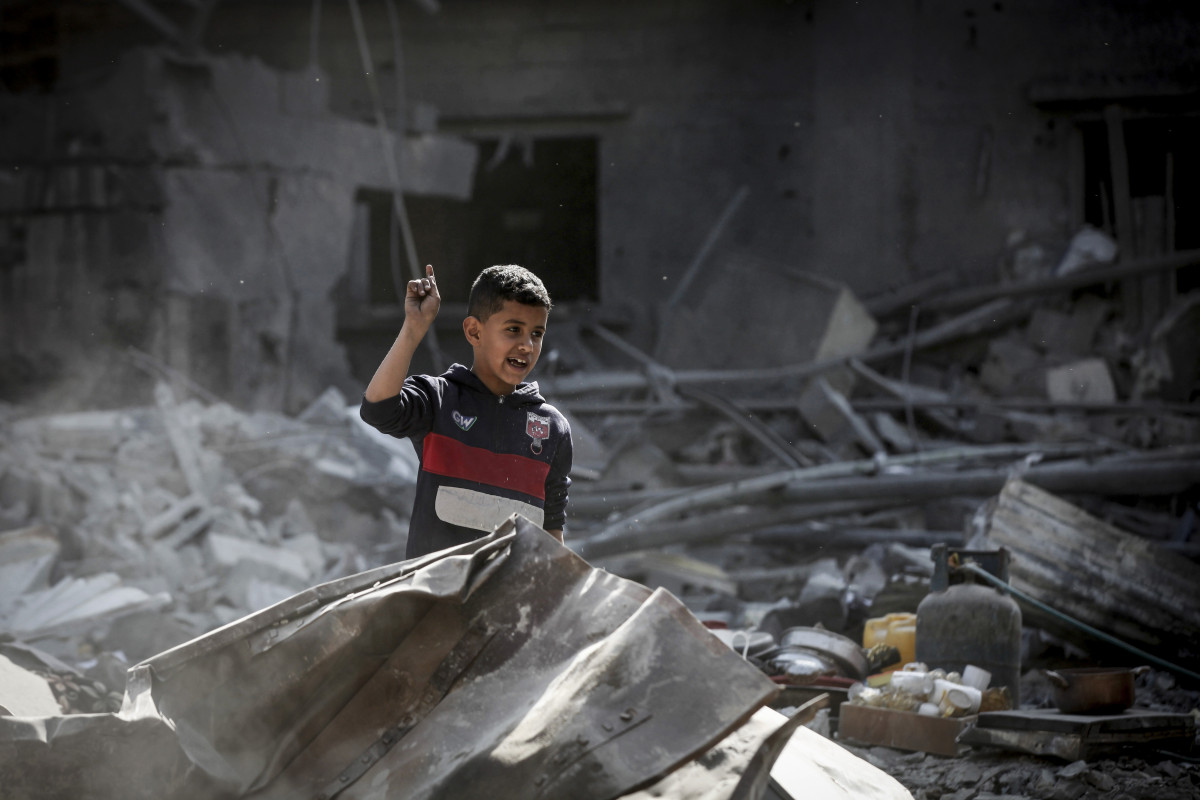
[10,409,150,456]
[0,524,59,607]
[203,531,312,584]
[620,703,914,800]
[1044,358,1117,404]
[656,253,877,385]
[0,653,61,718]
[2,573,172,643]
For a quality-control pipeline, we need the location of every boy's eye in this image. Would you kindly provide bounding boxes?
[532,330,544,339]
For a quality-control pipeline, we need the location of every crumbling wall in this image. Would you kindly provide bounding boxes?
[374,0,1198,319]
[0,46,476,413]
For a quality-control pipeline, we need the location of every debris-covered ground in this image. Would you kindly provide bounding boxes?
[1,236,1198,797]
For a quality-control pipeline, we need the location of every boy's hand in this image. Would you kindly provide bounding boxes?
[405,264,440,329]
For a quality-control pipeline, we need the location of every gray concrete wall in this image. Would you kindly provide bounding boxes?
[265,0,1195,319]
[0,44,475,411]
[2,0,1196,407]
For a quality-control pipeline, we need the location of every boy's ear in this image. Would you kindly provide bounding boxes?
[463,315,482,345]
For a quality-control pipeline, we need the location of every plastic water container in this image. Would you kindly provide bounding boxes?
[862,612,917,673]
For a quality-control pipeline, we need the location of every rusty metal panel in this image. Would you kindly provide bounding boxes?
[1,516,781,800]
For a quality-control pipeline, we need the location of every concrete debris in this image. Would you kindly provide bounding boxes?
[0,381,419,666]
[536,264,1199,794]
[0,525,59,606]
[0,239,1198,797]
[2,573,171,642]
[1054,225,1119,277]
[0,518,914,800]
[1044,358,1117,404]
[0,654,59,718]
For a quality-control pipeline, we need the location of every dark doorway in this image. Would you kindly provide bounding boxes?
[363,136,599,307]
[1080,116,1200,291]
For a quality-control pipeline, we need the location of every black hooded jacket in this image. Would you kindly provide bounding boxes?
[360,363,572,559]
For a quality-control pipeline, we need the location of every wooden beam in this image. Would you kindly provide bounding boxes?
[919,249,1200,313]
[985,479,1200,662]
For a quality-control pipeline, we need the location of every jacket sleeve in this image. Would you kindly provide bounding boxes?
[358,375,438,438]
[542,415,573,532]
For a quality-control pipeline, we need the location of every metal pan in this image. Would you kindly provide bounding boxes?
[1042,666,1150,715]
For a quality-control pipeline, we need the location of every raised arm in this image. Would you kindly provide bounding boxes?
[364,265,440,402]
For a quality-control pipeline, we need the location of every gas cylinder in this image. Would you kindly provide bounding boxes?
[915,544,1023,706]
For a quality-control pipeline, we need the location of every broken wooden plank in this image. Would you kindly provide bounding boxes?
[679,385,811,468]
[580,499,899,559]
[919,248,1200,313]
[142,493,206,540]
[848,397,1200,416]
[576,442,1119,557]
[848,359,962,435]
[582,322,811,468]
[983,478,1200,661]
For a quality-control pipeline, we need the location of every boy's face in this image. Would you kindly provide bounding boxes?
[464,299,549,395]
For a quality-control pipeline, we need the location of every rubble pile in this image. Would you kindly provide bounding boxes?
[839,742,1200,800]
[0,233,1198,796]
[0,382,417,702]
[544,240,1200,642]
[535,240,1200,794]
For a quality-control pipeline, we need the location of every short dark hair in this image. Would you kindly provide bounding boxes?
[467,264,553,320]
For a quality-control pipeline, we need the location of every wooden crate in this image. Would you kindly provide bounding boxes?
[837,703,974,757]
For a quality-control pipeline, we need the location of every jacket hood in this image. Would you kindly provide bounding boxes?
[444,363,545,405]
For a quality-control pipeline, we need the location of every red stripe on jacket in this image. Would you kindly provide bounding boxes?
[422,432,549,500]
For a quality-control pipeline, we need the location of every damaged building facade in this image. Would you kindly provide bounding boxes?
[1,0,1198,411]
[2,2,1200,799]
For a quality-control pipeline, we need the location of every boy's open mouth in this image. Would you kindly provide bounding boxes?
[507,357,528,369]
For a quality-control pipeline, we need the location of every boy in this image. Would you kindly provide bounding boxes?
[360,264,573,560]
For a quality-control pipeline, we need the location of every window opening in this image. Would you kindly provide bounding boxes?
[355,136,599,308]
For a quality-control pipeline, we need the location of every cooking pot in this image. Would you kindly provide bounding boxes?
[1043,666,1150,715]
